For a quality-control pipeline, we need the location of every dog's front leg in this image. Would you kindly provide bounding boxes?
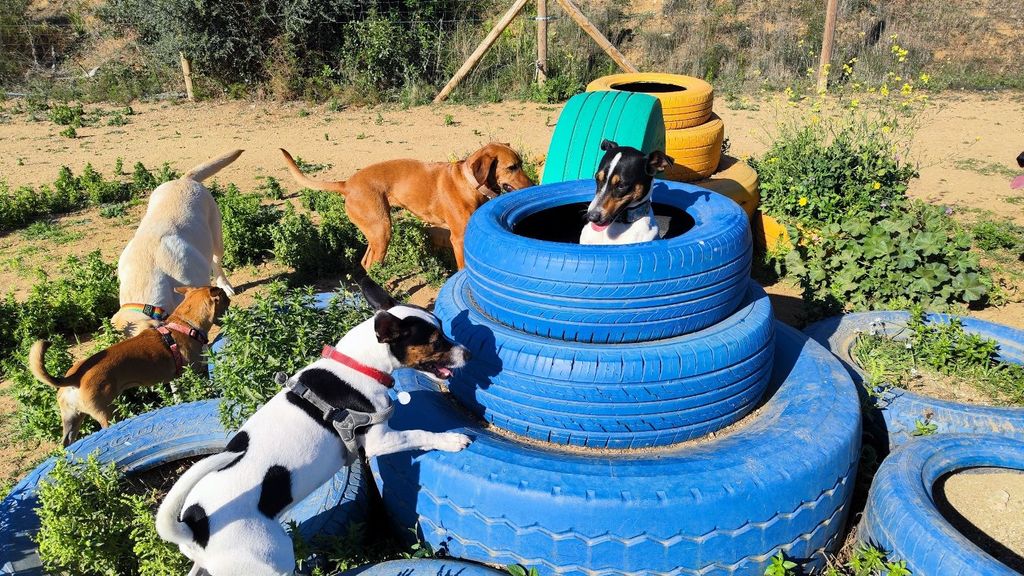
[363,423,471,458]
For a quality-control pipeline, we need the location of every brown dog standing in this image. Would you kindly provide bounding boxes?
[29,286,230,446]
[280,143,535,269]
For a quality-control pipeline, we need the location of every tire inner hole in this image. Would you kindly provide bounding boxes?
[513,202,695,243]
[611,81,687,93]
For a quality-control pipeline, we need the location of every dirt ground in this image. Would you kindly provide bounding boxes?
[937,468,1024,571]
[1,91,1023,487]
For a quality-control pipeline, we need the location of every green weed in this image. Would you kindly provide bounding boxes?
[954,158,1019,179]
[20,221,85,244]
[293,156,333,175]
[853,307,1024,406]
[912,418,938,436]
[213,283,372,428]
[763,551,797,576]
[256,175,285,199]
[507,565,541,576]
[211,183,280,268]
[971,218,1024,252]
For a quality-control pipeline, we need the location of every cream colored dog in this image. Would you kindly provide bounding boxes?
[112,150,242,334]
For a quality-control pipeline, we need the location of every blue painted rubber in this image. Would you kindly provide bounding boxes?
[0,400,366,576]
[542,91,666,185]
[859,433,1024,575]
[462,179,752,344]
[372,323,862,575]
[435,272,775,448]
[339,559,508,576]
[804,311,1024,448]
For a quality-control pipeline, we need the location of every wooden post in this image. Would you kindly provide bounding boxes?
[434,0,530,103]
[179,51,195,102]
[555,0,637,73]
[536,0,548,84]
[817,0,839,92]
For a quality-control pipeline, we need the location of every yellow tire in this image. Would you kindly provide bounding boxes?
[662,114,724,182]
[691,155,759,220]
[754,212,792,252]
[587,73,713,130]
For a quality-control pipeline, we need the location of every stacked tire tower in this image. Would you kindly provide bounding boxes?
[372,161,863,570]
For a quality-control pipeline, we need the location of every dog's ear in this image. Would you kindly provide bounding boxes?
[174,286,192,295]
[210,287,229,305]
[1017,151,1024,168]
[373,311,405,344]
[470,151,497,188]
[600,139,619,151]
[359,276,398,310]
[646,150,674,175]
[500,142,511,148]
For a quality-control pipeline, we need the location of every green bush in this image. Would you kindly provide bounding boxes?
[752,123,919,226]
[0,162,174,233]
[368,213,454,287]
[272,194,362,281]
[35,453,190,576]
[784,202,989,317]
[211,183,280,268]
[213,283,372,428]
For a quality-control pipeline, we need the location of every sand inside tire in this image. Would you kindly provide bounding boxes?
[935,467,1024,572]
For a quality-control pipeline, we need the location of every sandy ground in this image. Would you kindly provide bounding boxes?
[1,92,1023,486]
[937,468,1024,571]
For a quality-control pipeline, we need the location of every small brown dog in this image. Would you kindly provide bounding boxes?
[280,143,535,269]
[29,286,230,446]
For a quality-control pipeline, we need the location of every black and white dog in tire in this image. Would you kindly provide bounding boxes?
[157,278,472,576]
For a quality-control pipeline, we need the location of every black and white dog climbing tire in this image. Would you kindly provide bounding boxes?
[372,323,861,576]
[0,400,365,576]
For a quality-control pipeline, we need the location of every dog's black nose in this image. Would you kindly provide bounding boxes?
[1017,151,1024,168]
[587,211,603,223]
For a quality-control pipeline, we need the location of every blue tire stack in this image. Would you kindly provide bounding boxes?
[372,179,863,575]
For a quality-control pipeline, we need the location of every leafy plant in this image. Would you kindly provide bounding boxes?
[971,218,1024,252]
[853,307,1024,406]
[256,175,285,199]
[211,183,280,268]
[824,544,913,576]
[911,418,938,436]
[784,202,989,317]
[763,551,798,576]
[507,565,541,576]
[367,213,454,287]
[212,283,372,428]
[35,452,190,576]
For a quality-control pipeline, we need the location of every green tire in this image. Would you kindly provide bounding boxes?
[541,91,666,184]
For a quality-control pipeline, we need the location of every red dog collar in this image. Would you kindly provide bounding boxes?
[322,345,394,388]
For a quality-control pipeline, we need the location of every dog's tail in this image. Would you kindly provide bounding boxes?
[156,450,238,546]
[28,340,67,387]
[279,148,346,194]
[184,150,244,182]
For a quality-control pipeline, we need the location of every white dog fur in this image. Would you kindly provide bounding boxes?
[156,304,471,576]
[112,150,242,333]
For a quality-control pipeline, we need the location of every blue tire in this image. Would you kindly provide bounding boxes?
[435,272,775,449]
[372,323,861,575]
[0,400,365,576]
[340,559,508,576]
[462,179,752,344]
[804,311,1024,448]
[859,433,1024,575]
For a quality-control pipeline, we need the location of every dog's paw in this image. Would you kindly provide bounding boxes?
[215,277,236,296]
[434,432,472,452]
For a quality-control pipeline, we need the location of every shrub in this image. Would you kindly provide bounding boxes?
[211,183,280,268]
[368,213,454,287]
[213,283,371,428]
[0,162,174,233]
[272,195,362,281]
[752,122,918,226]
[35,453,190,576]
[784,202,989,317]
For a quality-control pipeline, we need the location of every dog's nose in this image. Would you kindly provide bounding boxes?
[587,211,603,223]
[461,349,472,362]
[1017,151,1024,168]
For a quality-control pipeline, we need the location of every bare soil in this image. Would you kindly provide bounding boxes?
[1,91,1023,487]
[936,467,1024,572]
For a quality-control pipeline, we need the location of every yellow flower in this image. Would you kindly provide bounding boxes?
[881,125,892,133]
[849,99,860,109]
[901,83,913,95]
[919,73,930,84]
[872,182,882,190]
[799,197,808,206]
[880,84,890,97]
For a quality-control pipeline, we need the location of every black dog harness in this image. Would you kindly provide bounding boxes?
[274,345,395,465]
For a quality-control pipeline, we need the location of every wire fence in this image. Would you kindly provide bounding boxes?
[1,0,1021,102]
